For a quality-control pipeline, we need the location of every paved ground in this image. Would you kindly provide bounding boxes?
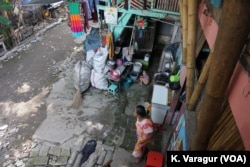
[0,17,169,167]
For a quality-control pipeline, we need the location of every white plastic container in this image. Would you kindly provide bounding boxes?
[133,62,142,73]
[144,54,150,62]
[151,84,169,105]
[130,71,139,81]
[151,103,169,124]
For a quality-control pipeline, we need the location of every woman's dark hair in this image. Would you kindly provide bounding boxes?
[135,105,147,117]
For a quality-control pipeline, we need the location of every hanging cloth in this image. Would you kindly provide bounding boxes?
[68,2,84,37]
[88,0,100,12]
[81,0,90,32]
[106,32,115,59]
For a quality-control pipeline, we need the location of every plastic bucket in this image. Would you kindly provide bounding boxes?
[133,62,142,73]
[107,60,115,69]
[130,71,139,81]
[151,103,169,124]
[123,77,133,89]
[144,54,150,62]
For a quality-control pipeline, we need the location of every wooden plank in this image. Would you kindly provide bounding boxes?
[171,0,174,11]
[207,101,245,150]
[172,0,176,11]
[165,93,178,125]
[160,0,164,10]
[131,0,151,10]
[165,0,168,10]
[158,0,162,9]
[131,0,143,9]
[174,0,179,12]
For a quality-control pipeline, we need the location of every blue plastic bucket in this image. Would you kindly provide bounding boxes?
[123,77,133,89]
[129,71,139,81]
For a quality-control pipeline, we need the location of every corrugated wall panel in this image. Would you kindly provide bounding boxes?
[207,101,245,150]
[155,0,179,12]
[131,0,150,10]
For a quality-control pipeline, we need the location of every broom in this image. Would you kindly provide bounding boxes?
[71,61,83,109]
[71,87,82,109]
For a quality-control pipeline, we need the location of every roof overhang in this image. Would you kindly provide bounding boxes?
[21,0,64,6]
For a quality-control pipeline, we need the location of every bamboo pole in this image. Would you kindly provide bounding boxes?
[179,0,183,30]
[182,0,188,64]
[186,0,198,104]
[191,0,250,150]
[187,53,212,111]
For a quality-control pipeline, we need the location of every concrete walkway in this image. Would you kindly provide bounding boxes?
[27,68,158,166]
[24,46,168,166]
[0,16,168,167]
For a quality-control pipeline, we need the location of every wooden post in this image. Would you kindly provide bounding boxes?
[191,0,250,150]
[182,0,188,65]
[186,0,198,104]
[178,0,183,43]
[187,53,212,111]
[179,0,183,24]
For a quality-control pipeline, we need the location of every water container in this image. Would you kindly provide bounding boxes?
[151,103,169,124]
[123,77,133,89]
[144,54,150,62]
[133,62,142,73]
[129,71,139,81]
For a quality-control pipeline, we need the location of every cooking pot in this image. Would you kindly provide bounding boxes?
[107,60,115,69]
[110,69,121,80]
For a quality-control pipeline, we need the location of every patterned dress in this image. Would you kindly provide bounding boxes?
[132,118,154,158]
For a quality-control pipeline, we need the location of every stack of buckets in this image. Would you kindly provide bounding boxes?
[122,62,142,89]
[130,62,142,82]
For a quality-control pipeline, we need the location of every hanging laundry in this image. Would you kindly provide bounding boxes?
[84,28,101,52]
[81,0,90,32]
[88,0,100,22]
[88,0,100,13]
[82,0,92,20]
[106,32,115,60]
[68,2,84,37]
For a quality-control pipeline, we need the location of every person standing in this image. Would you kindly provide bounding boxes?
[132,105,154,164]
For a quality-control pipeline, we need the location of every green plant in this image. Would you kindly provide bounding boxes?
[0,1,13,27]
[0,1,14,48]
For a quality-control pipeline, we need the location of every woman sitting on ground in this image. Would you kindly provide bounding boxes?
[139,70,150,85]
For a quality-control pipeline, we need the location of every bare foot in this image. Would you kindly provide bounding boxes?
[134,158,142,164]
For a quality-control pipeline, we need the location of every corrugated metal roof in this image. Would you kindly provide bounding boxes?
[21,0,63,6]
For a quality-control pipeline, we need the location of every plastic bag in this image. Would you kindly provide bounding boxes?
[73,61,91,93]
[90,69,108,90]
